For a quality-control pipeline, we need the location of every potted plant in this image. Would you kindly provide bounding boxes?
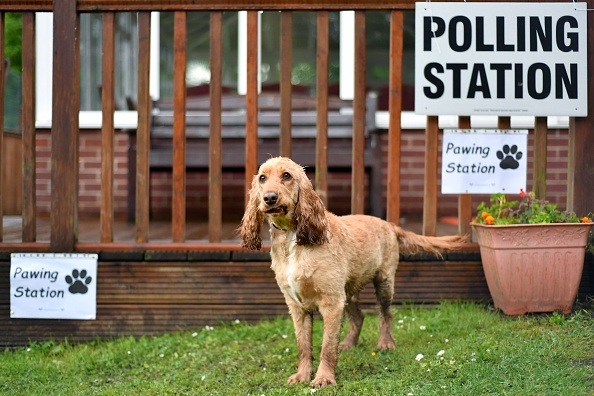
[473,190,593,315]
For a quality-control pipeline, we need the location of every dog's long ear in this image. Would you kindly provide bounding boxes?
[295,177,329,246]
[240,175,264,250]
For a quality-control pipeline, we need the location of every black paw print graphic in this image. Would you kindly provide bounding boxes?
[497,145,523,170]
[65,269,92,294]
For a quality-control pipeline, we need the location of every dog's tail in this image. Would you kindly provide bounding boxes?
[393,225,468,258]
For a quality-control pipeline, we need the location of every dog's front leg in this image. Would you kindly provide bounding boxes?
[287,304,313,384]
[312,300,344,387]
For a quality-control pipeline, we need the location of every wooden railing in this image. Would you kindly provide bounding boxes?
[0,0,592,254]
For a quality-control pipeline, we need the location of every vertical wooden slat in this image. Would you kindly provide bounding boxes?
[533,117,547,199]
[567,117,572,211]
[423,116,439,236]
[136,12,151,243]
[0,13,4,242]
[457,116,472,236]
[351,10,366,215]
[567,119,575,211]
[497,116,511,129]
[386,10,403,224]
[100,12,115,243]
[51,0,80,251]
[315,11,329,206]
[567,4,594,215]
[568,115,594,213]
[279,11,292,158]
[245,11,259,198]
[172,11,187,243]
[209,11,223,243]
[21,12,36,242]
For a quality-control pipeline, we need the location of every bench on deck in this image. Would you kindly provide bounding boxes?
[127,92,382,220]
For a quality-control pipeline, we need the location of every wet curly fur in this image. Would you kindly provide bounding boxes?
[240,157,467,387]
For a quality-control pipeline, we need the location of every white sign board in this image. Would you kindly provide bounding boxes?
[10,253,98,320]
[441,129,527,194]
[415,3,587,116]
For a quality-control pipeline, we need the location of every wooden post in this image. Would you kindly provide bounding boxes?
[533,117,547,199]
[457,116,472,236]
[279,11,293,159]
[386,10,403,224]
[21,12,36,242]
[209,11,223,243]
[172,11,187,243]
[423,116,438,236]
[100,12,115,243]
[50,0,80,251]
[567,0,594,215]
[135,12,151,243]
[0,13,4,242]
[497,116,511,130]
[316,11,329,206]
[245,11,259,201]
[352,11,366,215]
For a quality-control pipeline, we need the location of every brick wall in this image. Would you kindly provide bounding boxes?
[35,130,130,216]
[35,130,51,213]
[32,128,570,222]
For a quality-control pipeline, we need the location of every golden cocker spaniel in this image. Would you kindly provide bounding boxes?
[240,157,467,387]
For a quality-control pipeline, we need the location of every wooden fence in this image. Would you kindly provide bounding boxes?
[0,1,593,345]
[0,1,593,253]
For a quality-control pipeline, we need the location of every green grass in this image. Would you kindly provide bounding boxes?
[1,301,593,395]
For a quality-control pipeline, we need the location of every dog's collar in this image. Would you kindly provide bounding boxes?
[271,221,296,233]
[271,222,286,232]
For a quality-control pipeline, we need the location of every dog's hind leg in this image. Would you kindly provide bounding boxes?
[374,271,396,350]
[339,293,364,350]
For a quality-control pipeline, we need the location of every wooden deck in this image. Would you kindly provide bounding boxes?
[0,215,486,347]
[2,215,593,347]
[1,256,493,347]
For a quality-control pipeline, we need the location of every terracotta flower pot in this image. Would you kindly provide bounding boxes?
[473,222,593,315]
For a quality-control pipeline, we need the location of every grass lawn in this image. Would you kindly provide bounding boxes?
[1,301,593,395]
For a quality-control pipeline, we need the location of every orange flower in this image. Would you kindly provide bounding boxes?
[580,216,591,223]
[484,215,495,225]
[519,189,526,198]
[480,212,491,220]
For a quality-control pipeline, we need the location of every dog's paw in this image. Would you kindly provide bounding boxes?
[287,372,311,384]
[377,336,396,351]
[311,374,336,388]
[339,339,357,351]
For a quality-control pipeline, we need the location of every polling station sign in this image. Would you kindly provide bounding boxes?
[10,253,98,320]
[441,129,528,194]
[415,3,587,116]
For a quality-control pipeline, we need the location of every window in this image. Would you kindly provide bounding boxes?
[159,12,238,98]
[158,11,341,98]
[35,10,417,129]
[79,12,139,111]
[3,13,22,132]
[35,12,159,129]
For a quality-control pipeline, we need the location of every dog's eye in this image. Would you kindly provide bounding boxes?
[281,172,292,181]
[259,174,266,183]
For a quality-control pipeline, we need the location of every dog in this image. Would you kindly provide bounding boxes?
[240,157,467,387]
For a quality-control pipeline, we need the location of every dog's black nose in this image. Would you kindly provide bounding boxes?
[263,191,278,206]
